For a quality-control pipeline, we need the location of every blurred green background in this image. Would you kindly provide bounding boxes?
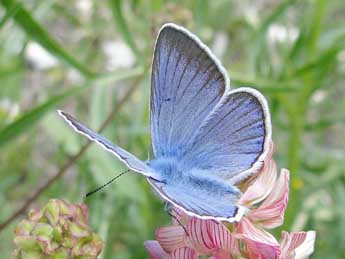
[0,0,344,258]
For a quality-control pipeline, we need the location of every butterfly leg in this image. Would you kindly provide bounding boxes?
[164,203,189,236]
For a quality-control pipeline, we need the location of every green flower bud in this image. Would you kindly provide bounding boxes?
[13,199,103,259]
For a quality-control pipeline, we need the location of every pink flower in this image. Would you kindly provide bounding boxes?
[145,215,239,258]
[145,141,316,259]
[239,142,289,229]
[237,218,316,259]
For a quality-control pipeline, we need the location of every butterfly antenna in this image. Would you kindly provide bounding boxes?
[86,169,130,198]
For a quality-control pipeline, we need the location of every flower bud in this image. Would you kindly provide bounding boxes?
[13,199,103,258]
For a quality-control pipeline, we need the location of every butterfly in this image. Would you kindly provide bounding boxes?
[58,23,271,222]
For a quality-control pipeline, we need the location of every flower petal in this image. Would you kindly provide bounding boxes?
[156,226,186,253]
[186,217,214,254]
[248,169,290,228]
[144,240,168,259]
[237,217,280,259]
[280,231,316,259]
[171,207,189,226]
[169,247,198,259]
[207,220,239,254]
[186,217,238,255]
[240,152,277,206]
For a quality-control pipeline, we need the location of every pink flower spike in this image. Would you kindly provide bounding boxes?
[280,231,316,259]
[186,217,238,255]
[238,217,281,259]
[248,169,290,229]
[169,247,198,259]
[144,240,167,259]
[240,157,277,206]
[156,226,186,253]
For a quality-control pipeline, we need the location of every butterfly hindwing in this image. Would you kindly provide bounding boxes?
[183,88,271,184]
[147,175,245,222]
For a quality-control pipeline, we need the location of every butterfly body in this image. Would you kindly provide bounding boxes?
[58,23,271,222]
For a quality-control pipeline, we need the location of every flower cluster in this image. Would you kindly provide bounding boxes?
[145,142,316,259]
[13,199,103,259]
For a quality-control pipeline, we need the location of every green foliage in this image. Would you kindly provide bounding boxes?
[0,0,344,258]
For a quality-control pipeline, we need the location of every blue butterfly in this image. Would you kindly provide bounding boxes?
[58,23,271,222]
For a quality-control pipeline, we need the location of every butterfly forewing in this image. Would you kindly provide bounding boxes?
[151,24,227,158]
[58,110,159,179]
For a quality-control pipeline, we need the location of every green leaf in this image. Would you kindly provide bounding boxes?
[0,0,94,76]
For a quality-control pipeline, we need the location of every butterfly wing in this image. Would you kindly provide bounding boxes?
[150,23,228,158]
[151,23,271,183]
[58,110,160,179]
[147,176,245,222]
[183,87,271,184]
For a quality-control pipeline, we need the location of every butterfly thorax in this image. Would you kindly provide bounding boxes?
[148,156,183,182]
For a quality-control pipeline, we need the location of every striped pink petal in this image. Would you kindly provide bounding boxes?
[144,240,168,259]
[248,169,289,228]
[238,217,280,259]
[240,157,277,206]
[280,231,316,259]
[169,247,198,259]
[156,226,187,253]
[186,217,238,255]
[186,217,214,254]
[207,220,239,255]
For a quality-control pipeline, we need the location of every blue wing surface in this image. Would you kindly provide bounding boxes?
[183,88,271,184]
[151,24,271,184]
[150,24,227,158]
[147,176,242,221]
[58,110,160,180]
[149,24,271,221]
